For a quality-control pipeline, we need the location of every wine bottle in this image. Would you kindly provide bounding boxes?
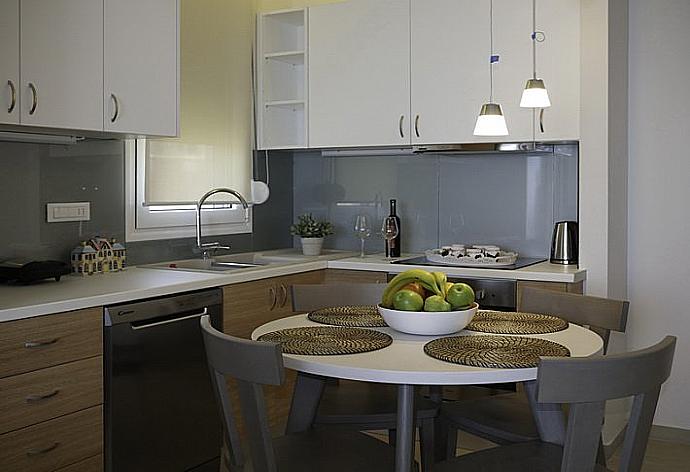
[386,199,401,258]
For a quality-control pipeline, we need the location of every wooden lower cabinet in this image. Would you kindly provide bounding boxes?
[0,405,103,472]
[323,268,388,284]
[516,280,584,310]
[55,455,102,472]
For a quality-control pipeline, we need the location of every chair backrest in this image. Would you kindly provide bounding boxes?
[200,315,285,472]
[291,283,386,312]
[519,287,629,352]
[536,336,676,472]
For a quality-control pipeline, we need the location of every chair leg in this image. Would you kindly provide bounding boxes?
[420,418,435,472]
[434,418,458,462]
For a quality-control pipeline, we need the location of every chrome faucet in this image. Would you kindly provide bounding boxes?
[196,188,250,260]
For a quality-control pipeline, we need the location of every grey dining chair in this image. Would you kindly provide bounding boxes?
[200,315,397,472]
[435,288,630,460]
[291,283,439,471]
[433,335,677,472]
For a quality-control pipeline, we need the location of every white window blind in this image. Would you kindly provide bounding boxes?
[143,0,254,206]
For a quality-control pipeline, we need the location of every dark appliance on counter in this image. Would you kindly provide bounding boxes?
[550,221,578,265]
[0,260,70,284]
[104,289,223,472]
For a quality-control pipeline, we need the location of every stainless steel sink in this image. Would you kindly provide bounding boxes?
[143,259,267,273]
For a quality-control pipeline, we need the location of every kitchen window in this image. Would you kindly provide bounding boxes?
[125,140,252,242]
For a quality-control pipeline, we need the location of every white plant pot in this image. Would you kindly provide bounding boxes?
[300,237,324,256]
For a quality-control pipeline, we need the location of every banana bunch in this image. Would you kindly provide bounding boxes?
[381,269,447,308]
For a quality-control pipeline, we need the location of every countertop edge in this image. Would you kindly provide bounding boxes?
[0,255,586,323]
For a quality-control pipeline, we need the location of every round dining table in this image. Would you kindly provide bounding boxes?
[252,314,604,472]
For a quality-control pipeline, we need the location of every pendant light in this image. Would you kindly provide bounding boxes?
[474,0,509,136]
[520,0,551,108]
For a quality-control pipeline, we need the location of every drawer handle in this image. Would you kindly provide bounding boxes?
[269,286,277,311]
[110,93,120,123]
[279,283,288,308]
[26,389,60,403]
[26,442,60,456]
[7,79,16,113]
[24,338,59,348]
[398,115,405,138]
[28,82,38,115]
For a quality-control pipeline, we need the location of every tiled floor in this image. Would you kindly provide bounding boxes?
[367,429,690,471]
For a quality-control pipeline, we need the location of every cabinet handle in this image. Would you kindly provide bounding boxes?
[26,442,60,456]
[28,82,38,115]
[414,114,420,138]
[26,389,60,403]
[7,80,16,113]
[268,286,277,311]
[539,108,545,133]
[24,338,58,349]
[279,284,288,308]
[110,93,120,123]
[398,115,405,138]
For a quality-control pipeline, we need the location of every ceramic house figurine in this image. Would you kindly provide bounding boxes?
[71,242,98,276]
[70,237,126,276]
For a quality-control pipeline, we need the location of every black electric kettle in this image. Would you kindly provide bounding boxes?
[550,221,578,265]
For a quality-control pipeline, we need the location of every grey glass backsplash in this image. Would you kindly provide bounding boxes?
[0,140,293,265]
[293,144,578,257]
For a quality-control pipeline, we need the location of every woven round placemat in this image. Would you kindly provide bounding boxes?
[424,335,570,369]
[257,326,392,356]
[307,305,387,328]
[465,310,568,335]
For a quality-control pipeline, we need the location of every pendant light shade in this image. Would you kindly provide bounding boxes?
[474,103,509,136]
[520,78,551,108]
[521,0,551,109]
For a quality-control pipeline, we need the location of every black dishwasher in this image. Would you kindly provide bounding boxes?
[104,289,223,472]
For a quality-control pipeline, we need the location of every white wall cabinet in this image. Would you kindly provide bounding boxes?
[20,0,104,131]
[0,0,178,137]
[104,0,178,136]
[262,0,580,149]
[0,0,19,125]
[308,0,411,148]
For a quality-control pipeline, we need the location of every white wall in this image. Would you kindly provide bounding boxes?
[628,0,690,430]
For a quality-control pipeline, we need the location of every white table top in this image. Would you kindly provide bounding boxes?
[252,314,604,386]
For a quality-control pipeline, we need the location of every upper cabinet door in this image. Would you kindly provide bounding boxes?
[411,0,533,145]
[20,0,103,130]
[309,0,411,148]
[104,0,178,137]
[0,0,19,125]
[533,0,580,141]
[411,0,486,145]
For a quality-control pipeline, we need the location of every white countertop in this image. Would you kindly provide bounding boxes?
[0,249,585,323]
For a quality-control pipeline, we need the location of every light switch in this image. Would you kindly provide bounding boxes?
[47,202,91,222]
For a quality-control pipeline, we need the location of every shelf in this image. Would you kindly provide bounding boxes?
[264,100,305,109]
[264,50,305,65]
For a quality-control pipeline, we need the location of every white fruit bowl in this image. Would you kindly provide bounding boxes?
[377,302,479,336]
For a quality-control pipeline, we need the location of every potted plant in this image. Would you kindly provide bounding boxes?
[290,213,334,256]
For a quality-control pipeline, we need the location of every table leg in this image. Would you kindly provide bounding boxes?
[285,372,326,434]
[396,384,415,472]
[524,379,566,445]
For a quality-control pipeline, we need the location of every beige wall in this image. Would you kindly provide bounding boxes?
[256,0,340,11]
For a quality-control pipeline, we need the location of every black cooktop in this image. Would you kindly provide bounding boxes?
[390,256,547,270]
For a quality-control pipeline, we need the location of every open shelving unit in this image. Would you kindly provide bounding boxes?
[257,8,308,150]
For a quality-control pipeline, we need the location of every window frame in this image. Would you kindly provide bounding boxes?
[124,140,252,242]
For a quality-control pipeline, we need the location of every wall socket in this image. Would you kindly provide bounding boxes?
[47,202,91,223]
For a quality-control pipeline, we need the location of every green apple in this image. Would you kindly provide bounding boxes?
[424,295,452,312]
[446,283,475,309]
[393,289,424,311]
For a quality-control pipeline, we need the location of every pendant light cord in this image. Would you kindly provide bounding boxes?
[489,0,494,103]
[532,0,537,80]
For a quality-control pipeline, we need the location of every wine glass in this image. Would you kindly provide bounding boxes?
[380,216,399,260]
[354,215,372,257]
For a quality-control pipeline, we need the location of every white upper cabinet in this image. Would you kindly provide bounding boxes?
[0,0,19,125]
[533,0,580,141]
[20,0,103,130]
[410,0,487,145]
[411,0,533,145]
[104,0,178,136]
[309,0,411,148]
